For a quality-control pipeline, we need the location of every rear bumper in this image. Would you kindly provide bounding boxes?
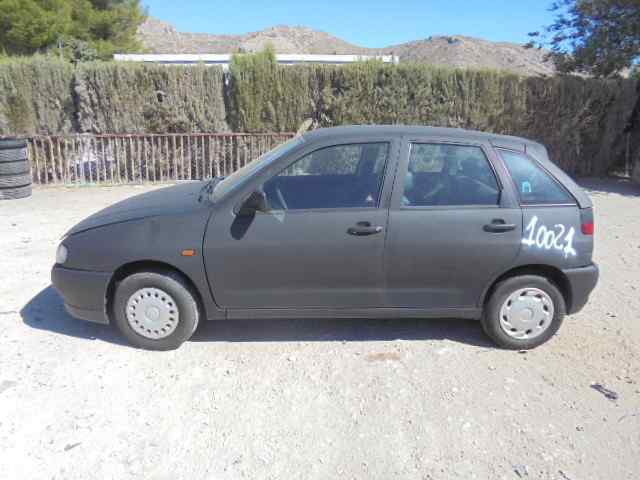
[51,265,111,324]
[563,263,599,314]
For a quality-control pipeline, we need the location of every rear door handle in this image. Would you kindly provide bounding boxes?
[348,222,383,236]
[484,220,516,233]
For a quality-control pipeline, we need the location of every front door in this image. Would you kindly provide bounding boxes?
[385,140,522,310]
[204,141,395,309]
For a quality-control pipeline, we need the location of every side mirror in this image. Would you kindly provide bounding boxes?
[237,190,269,216]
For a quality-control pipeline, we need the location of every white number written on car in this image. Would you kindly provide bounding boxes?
[522,216,576,258]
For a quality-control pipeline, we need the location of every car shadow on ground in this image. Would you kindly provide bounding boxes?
[22,286,493,348]
[21,286,128,346]
[579,177,640,198]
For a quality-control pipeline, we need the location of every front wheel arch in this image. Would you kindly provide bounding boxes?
[105,260,205,324]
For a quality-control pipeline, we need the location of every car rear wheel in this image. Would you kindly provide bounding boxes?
[113,270,200,350]
[482,275,565,350]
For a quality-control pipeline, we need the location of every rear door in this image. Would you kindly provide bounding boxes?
[384,137,522,310]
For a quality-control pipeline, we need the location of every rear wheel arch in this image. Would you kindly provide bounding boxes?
[106,260,205,323]
[481,264,572,312]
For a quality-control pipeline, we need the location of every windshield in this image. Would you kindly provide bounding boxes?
[211,136,304,202]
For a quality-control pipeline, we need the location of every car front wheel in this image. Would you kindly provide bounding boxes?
[112,270,200,350]
[482,275,566,350]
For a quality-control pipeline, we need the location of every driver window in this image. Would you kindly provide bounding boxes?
[403,143,500,207]
[263,143,389,210]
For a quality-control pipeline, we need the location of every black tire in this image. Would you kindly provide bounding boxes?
[0,184,32,200]
[481,275,566,350]
[0,146,28,163]
[0,173,31,188]
[0,160,30,175]
[112,270,200,350]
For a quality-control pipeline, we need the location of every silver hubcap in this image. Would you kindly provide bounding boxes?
[126,288,179,340]
[499,287,554,340]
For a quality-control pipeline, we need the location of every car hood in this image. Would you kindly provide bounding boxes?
[65,181,209,236]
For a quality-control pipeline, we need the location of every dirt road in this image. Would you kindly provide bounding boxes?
[0,179,638,479]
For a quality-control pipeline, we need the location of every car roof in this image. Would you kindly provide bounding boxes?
[302,125,542,152]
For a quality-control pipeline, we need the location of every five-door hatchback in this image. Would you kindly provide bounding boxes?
[52,126,598,350]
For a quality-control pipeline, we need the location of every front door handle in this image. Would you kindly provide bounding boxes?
[484,219,516,233]
[348,222,383,236]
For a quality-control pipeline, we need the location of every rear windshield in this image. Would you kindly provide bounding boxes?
[498,149,576,205]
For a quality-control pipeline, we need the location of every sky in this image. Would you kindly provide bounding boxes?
[142,0,557,47]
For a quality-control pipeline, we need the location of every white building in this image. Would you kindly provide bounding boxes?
[113,53,399,70]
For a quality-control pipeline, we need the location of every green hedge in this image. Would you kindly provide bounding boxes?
[0,55,638,175]
[0,57,228,135]
[218,52,533,133]
[0,56,75,135]
[74,61,228,133]
[227,48,314,132]
[228,58,638,175]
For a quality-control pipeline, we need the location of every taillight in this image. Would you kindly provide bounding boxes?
[581,222,594,235]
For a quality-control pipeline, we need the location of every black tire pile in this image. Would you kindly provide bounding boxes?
[0,139,32,200]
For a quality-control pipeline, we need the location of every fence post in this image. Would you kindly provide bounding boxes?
[172,135,177,182]
[32,138,40,184]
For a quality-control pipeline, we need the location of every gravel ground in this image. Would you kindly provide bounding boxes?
[0,179,639,480]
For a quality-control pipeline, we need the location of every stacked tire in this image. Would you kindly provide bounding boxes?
[0,138,32,200]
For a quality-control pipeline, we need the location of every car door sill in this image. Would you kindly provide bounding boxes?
[223,307,481,321]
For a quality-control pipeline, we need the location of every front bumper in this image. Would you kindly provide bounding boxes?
[51,265,111,324]
[563,263,599,314]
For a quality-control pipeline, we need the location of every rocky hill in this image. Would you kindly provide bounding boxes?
[137,17,554,76]
[381,36,553,76]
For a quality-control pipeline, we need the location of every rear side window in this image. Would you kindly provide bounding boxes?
[499,150,575,205]
[403,143,500,206]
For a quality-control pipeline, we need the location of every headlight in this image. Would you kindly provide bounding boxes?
[56,244,68,264]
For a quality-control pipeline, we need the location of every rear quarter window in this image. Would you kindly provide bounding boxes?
[498,149,575,205]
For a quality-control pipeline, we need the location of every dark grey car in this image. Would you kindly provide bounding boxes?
[52,126,598,350]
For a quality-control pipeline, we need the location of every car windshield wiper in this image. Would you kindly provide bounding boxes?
[198,177,221,203]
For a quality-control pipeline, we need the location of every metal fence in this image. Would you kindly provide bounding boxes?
[22,133,296,186]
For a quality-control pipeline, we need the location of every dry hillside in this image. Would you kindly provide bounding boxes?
[381,35,553,76]
[137,17,555,76]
